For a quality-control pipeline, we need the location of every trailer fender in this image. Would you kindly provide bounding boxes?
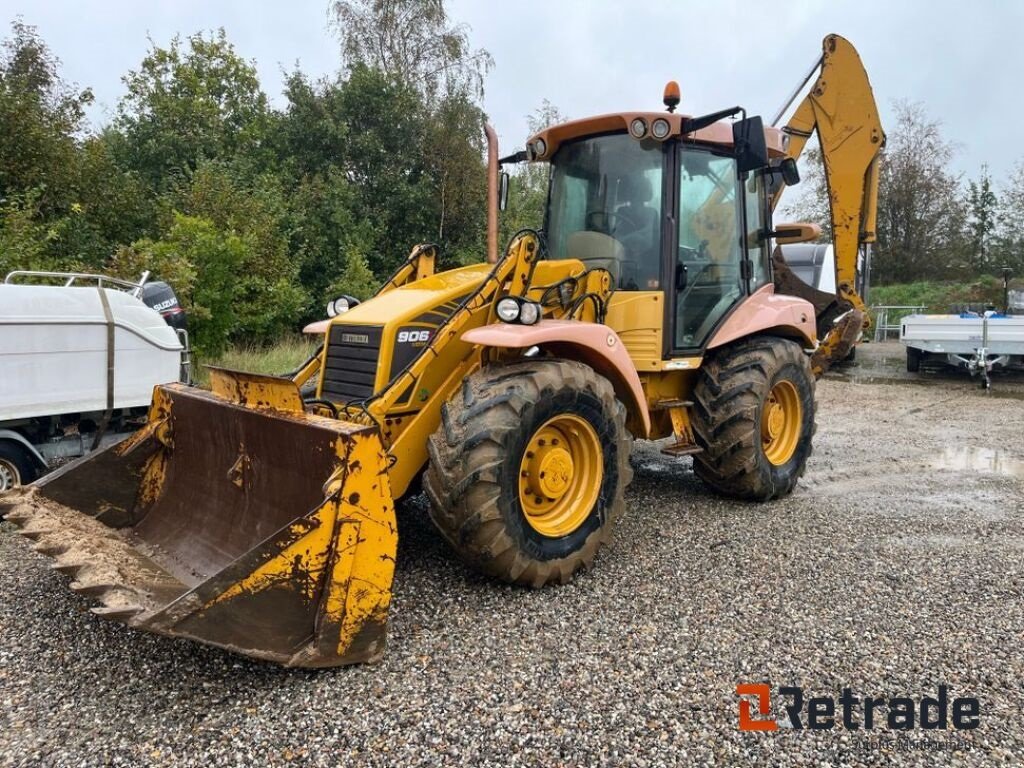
[461,320,651,438]
[0,429,48,470]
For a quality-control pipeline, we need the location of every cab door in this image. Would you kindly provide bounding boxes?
[669,147,747,351]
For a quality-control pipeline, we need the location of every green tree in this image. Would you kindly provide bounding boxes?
[783,100,965,284]
[114,214,246,357]
[115,29,269,187]
[964,165,998,275]
[167,161,307,342]
[994,162,1024,276]
[330,0,493,269]
[0,20,93,214]
[0,190,49,275]
[330,0,492,100]
[500,100,565,245]
[327,248,378,302]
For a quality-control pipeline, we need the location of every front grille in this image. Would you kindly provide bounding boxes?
[321,324,383,402]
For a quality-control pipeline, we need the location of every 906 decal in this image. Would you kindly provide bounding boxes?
[397,329,432,344]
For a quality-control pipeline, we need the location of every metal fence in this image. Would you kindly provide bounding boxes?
[871,305,926,342]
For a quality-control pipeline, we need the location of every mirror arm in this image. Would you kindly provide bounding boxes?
[759,227,803,243]
[499,150,529,166]
[681,106,745,135]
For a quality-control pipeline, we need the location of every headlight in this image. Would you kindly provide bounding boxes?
[496,297,543,325]
[518,300,541,325]
[532,138,547,157]
[652,118,671,139]
[496,297,521,322]
[327,297,350,317]
[630,117,648,138]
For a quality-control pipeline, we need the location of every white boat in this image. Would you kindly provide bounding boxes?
[0,271,189,489]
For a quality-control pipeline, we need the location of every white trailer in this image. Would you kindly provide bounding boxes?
[0,271,189,490]
[900,312,1024,387]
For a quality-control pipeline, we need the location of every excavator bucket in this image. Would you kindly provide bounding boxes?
[0,369,397,667]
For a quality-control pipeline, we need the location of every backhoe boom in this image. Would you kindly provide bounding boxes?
[771,34,885,375]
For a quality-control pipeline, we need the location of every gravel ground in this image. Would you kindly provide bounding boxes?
[1,342,1023,767]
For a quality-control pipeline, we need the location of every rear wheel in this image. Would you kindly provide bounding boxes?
[907,346,922,373]
[425,359,632,587]
[691,338,815,501]
[0,441,38,493]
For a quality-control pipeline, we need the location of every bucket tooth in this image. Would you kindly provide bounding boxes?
[91,605,144,621]
[32,538,70,557]
[18,526,54,542]
[69,581,121,599]
[51,557,88,576]
[4,508,34,525]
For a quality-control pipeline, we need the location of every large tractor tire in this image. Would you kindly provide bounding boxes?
[691,337,815,502]
[425,359,632,587]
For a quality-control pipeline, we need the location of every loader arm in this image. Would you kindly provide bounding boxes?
[770,33,885,375]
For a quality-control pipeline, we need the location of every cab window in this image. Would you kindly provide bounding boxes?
[546,133,664,290]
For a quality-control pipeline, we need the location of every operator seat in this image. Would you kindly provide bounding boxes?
[615,176,658,236]
[566,230,627,287]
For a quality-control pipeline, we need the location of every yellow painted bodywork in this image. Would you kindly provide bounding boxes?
[605,291,664,371]
[775,34,884,344]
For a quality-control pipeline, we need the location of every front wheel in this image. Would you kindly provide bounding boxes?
[425,359,632,587]
[0,440,39,493]
[691,337,815,501]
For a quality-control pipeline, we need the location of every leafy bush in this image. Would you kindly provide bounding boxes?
[870,276,1011,315]
[114,214,244,357]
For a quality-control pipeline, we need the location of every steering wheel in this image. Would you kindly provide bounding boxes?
[585,208,637,235]
[679,239,712,262]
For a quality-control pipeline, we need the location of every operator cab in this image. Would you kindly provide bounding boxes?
[528,98,799,354]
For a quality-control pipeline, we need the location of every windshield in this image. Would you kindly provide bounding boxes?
[545,133,664,290]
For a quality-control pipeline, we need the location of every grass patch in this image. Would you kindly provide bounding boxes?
[869,277,1012,327]
[195,335,319,388]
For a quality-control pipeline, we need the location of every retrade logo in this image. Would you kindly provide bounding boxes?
[737,683,777,731]
[736,684,980,732]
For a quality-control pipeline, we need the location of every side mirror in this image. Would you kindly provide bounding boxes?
[498,171,510,211]
[769,222,821,245]
[732,115,769,174]
[779,157,800,186]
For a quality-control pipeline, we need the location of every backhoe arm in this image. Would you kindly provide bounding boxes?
[770,34,885,375]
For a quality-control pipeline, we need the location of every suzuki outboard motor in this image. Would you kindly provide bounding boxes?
[141,281,187,332]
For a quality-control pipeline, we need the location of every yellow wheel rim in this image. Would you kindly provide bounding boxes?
[761,380,802,466]
[518,414,603,538]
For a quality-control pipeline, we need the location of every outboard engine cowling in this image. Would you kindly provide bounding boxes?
[141,281,187,332]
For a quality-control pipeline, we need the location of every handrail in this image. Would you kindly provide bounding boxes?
[4,270,151,297]
[870,304,926,342]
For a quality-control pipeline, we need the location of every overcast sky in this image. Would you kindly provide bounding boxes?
[4,0,1020,179]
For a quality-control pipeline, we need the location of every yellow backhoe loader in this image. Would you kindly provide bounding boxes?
[2,34,883,667]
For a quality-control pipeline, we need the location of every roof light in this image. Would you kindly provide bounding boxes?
[630,118,648,138]
[652,118,671,139]
[663,81,681,113]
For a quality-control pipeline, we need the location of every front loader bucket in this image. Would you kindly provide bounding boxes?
[0,370,397,667]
